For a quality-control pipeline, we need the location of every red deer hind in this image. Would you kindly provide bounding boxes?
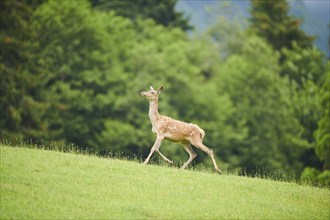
[141,85,222,174]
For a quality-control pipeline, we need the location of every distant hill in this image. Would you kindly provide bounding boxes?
[176,0,329,57]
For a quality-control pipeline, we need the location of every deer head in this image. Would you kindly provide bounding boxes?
[141,86,163,101]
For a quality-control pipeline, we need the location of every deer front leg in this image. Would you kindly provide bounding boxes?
[143,135,164,164]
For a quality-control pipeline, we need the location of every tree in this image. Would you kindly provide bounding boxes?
[215,36,308,175]
[0,0,47,141]
[302,79,330,187]
[29,0,137,151]
[314,66,330,171]
[249,0,328,179]
[282,43,326,141]
[91,0,192,31]
[281,42,327,176]
[250,0,314,59]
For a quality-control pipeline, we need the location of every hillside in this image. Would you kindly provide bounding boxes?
[1,146,329,219]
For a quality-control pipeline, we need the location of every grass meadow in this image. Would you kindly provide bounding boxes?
[1,145,329,219]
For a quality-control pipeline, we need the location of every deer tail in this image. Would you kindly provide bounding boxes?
[199,128,205,139]
[190,123,205,139]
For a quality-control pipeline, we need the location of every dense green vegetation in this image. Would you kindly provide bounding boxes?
[0,0,329,184]
[1,146,329,219]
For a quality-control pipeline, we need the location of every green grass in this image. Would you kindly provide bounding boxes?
[1,145,329,219]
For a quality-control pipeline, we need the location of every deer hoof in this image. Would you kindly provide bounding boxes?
[216,169,222,174]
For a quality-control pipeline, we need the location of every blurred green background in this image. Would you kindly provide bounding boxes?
[1,0,329,184]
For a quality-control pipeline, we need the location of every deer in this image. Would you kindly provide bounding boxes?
[140,85,222,174]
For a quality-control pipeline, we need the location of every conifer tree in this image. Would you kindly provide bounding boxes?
[0,0,46,140]
[250,0,314,56]
[91,0,192,31]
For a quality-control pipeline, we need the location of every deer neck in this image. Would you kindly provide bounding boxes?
[148,99,160,126]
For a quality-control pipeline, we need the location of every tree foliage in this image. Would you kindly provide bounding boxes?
[282,44,326,156]
[314,66,330,170]
[29,0,136,150]
[214,36,307,175]
[0,0,47,141]
[0,0,327,181]
[250,0,314,58]
[91,0,192,31]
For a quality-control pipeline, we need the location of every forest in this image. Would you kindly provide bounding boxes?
[1,0,329,184]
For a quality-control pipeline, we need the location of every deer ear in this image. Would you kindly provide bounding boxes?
[150,85,155,91]
[157,86,164,94]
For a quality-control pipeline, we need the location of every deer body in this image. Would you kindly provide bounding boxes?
[141,86,222,174]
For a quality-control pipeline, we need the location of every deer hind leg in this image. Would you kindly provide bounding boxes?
[157,150,173,164]
[181,142,197,170]
[191,140,222,174]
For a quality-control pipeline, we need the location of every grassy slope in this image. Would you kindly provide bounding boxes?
[1,146,329,219]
